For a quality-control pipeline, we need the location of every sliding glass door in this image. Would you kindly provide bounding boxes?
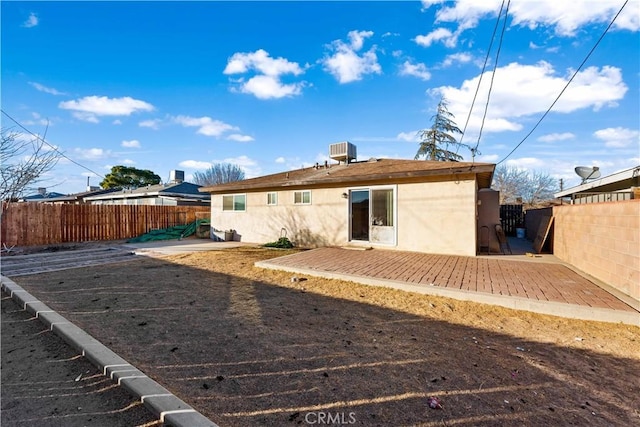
[349,187,395,244]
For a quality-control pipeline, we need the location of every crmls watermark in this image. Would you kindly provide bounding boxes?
[304,411,356,425]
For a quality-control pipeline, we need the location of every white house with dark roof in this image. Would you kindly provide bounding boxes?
[84,177,210,206]
[200,143,498,256]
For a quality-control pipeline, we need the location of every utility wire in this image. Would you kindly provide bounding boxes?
[1,109,105,179]
[497,0,629,165]
[473,0,510,160]
[457,0,506,156]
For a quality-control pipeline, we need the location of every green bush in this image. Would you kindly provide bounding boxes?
[263,237,294,249]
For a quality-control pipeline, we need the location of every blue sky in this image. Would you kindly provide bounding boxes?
[2,0,639,195]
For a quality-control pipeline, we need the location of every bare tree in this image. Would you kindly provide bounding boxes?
[193,163,245,186]
[1,127,61,201]
[492,165,558,207]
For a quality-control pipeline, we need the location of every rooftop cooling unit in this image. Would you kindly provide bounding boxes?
[170,170,185,183]
[329,141,357,163]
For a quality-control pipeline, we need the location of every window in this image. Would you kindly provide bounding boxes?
[222,194,246,211]
[294,190,311,205]
[267,192,277,205]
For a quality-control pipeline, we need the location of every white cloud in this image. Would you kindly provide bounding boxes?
[441,52,473,68]
[179,160,213,169]
[224,49,307,99]
[504,157,546,169]
[239,75,305,100]
[537,132,575,143]
[74,147,111,160]
[121,159,136,165]
[112,119,122,125]
[477,153,499,162]
[59,96,154,122]
[323,30,381,84]
[221,155,261,178]
[396,131,420,142]
[433,61,627,135]
[121,139,141,148]
[22,12,38,28]
[173,115,238,137]
[414,27,457,48]
[420,0,639,47]
[275,157,286,164]
[227,134,254,142]
[29,82,67,96]
[72,112,100,123]
[224,49,304,76]
[139,118,162,129]
[399,61,431,81]
[594,127,640,148]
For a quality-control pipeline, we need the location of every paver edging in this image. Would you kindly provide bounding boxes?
[0,275,219,427]
[255,260,640,326]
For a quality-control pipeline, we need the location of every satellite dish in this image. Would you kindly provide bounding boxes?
[575,166,601,184]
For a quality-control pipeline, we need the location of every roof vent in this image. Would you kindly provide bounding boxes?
[329,141,357,164]
[169,170,184,184]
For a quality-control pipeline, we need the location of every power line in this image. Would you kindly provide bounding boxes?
[1,109,105,179]
[496,0,630,165]
[458,0,506,156]
[474,0,510,158]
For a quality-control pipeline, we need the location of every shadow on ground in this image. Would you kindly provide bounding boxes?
[1,296,158,427]
[10,253,640,427]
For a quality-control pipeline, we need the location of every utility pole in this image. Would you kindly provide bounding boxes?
[559,178,563,191]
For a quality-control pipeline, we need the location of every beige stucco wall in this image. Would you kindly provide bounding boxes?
[211,188,348,247]
[396,180,477,256]
[553,200,639,305]
[477,188,501,253]
[209,178,479,256]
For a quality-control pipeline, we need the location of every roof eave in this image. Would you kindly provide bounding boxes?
[201,164,495,194]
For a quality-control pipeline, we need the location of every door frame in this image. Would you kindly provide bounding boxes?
[347,185,397,246]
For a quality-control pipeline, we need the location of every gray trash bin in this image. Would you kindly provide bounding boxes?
[224,230,235,241]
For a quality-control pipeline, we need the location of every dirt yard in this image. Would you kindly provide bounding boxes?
[8,246,640,426]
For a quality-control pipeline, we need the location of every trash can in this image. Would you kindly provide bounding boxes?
[224,230,235,241]
[196,223,210,238]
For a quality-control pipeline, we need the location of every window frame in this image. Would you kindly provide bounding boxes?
[293,190,311,205]
[222,193,246,211]
[267,192,278,206]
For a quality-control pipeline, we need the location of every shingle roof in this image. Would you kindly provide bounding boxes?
[84,182,209,201]
[199,158,495,194]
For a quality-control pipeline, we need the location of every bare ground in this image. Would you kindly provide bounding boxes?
[6,246,640,426]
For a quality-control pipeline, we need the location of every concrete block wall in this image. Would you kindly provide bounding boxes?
[553,200,639,304]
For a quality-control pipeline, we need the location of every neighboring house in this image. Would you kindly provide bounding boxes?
[200,144,497,256]
[20,189,67,202]
[21,187,119,204]
[554,166,640,204]
[84,181,210,206]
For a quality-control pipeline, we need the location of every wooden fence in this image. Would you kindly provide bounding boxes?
[1,203,210,247]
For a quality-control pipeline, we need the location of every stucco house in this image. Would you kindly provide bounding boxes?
[84,171,210,206]
[200,143,497,256]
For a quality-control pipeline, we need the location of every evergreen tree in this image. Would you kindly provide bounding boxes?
[100,166,161,189]
[415,97,470,161]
